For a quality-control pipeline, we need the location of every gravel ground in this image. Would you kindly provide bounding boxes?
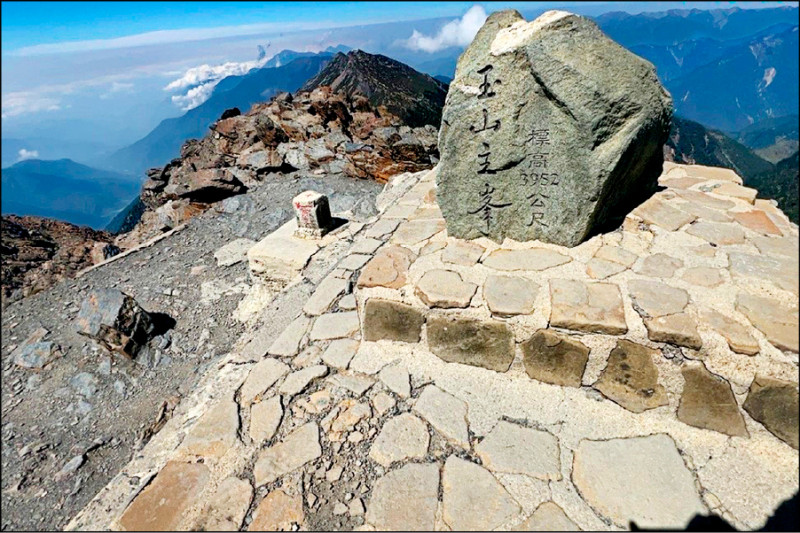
[0,171,382,531]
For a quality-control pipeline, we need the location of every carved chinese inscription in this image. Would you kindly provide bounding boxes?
[468,63,508,235]
[436,10,673,247]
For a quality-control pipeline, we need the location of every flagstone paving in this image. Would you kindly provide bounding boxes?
[70,166,799,532]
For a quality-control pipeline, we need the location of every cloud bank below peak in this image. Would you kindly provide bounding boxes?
[164,52,269,111]
[404,5,487,53]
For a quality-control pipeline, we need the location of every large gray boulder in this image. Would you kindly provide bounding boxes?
[437,10,672,246]
[75,288,156,358]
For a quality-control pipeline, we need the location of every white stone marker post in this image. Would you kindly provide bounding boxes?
[293,190,334,238]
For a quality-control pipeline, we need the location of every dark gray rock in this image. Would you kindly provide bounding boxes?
[74,288,156,357]
[521,329,589,387]
[677,364,748,437]
[14,341,58,370]
[427,316,514,372]
[743,375,798,449]
[363,299,425,343]
[436,10,672,246]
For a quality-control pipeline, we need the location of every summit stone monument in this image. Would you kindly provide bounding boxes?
[436,10,673,246]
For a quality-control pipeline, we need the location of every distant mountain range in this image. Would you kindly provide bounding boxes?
[733,114,799,164]
[301,50,448,128]
[1,159,141,229]
[100,51,339,176]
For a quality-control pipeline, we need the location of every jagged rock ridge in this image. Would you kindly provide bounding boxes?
[1,215,118,306]
[123,84,438,247]
[302,50,449,128]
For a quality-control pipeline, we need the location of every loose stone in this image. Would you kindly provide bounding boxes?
[427,316,515,372]
[75,288,156,358]
[442,455,521,531]
[521,329,590,387]
[214,238,256,267]
[368,413,430,467]
[593,339,668,413]
[484,275,538,316]
[475,420,560,480]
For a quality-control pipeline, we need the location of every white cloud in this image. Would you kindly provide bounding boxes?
[164,50,273,110]
[404,5,487,53]
[17,148,39,161]
[164,58,263,91]
[1,92,61,118]
[170,81,219,111]
[9,19,359,57]
[99,81,135,99]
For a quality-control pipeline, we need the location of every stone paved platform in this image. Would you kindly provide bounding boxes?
[68,163,798,531]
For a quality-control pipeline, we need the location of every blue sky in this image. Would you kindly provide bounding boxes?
[2,1,797,150]
[4,1,795,52]
[0,2,522,51]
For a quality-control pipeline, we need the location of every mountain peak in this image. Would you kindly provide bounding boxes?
[301,49,448,128]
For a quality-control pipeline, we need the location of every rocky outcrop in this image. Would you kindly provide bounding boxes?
[124,86,439,247]
[301,50,448,128]
[436,10,673,246]
[1,215,119,306]
[74,288,157,358]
